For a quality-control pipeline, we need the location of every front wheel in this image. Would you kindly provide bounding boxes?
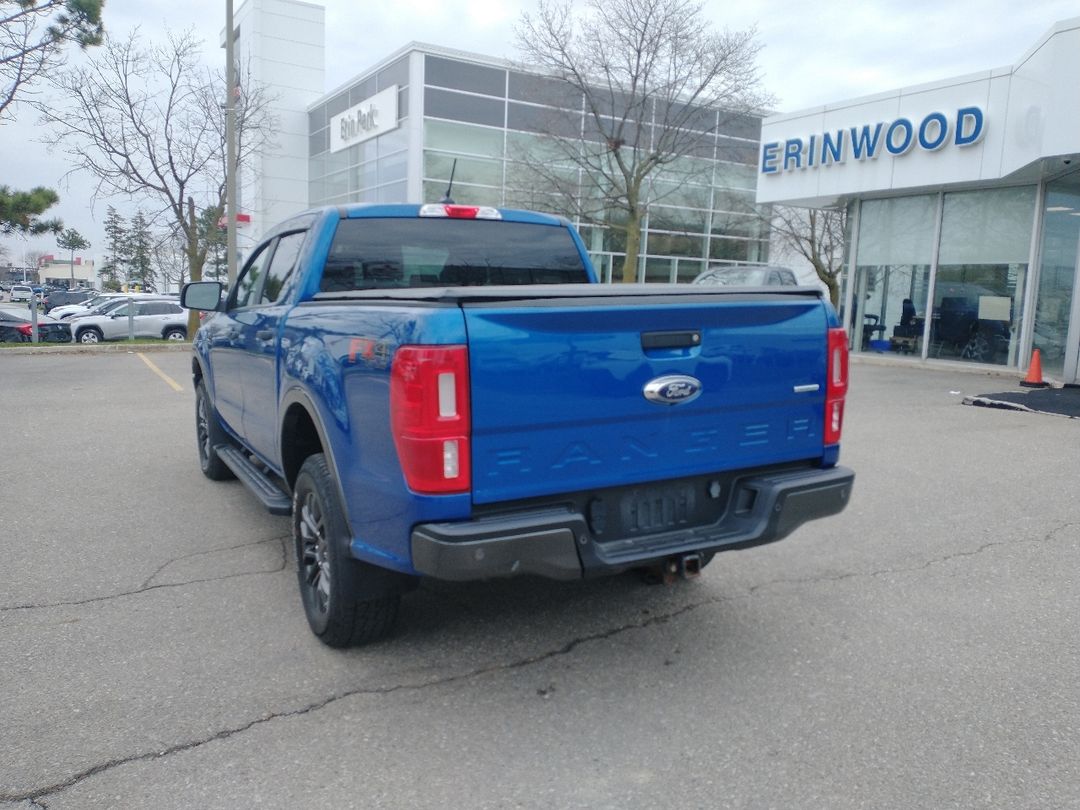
[77,328,102,344]
[195,380,235,481]
[293,453,400,647]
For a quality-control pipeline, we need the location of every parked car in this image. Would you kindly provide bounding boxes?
[692,265,799,287]
[10,285,33,302]
[71,299,188,343]
[0,306,73,343]
[43,289,96,313]
[52,292,163,320]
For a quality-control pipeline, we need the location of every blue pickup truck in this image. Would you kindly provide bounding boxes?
[181,203,854,647]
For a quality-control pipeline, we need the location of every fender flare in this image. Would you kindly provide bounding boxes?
[279,386,353,534]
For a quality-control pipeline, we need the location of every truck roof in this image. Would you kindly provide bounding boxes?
[284,203,572,230]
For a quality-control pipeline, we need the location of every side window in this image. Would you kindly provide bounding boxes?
[233,243,273,308]
[260,231,305,305]
[781,270,797,285]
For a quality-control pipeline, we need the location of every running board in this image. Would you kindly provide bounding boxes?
[215,444,292,515]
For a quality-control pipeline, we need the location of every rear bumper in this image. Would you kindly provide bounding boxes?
[410,465,854,581]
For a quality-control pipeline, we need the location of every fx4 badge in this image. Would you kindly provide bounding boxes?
[643,374,703,405]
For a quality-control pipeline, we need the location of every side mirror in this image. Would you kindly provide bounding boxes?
[182,281,224,312]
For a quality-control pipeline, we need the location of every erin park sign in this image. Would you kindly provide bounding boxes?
[329,85,399,154]
[760,107,985,175]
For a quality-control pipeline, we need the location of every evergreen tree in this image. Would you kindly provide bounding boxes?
[56,227,90,288]
[0,185,63,235]
[126,210,153,290]
[198,205,226,282]
[100,205,127,288]
[1,0,105,120]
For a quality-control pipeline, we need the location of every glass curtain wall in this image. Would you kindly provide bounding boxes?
[1032,172,1080,379]
[932,187,1035,366]
[853,195,936,353]
[416,53,766,281]
[308,57,411,205]
[308,50,767,281]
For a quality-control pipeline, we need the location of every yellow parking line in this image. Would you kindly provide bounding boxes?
[136,352,184,392]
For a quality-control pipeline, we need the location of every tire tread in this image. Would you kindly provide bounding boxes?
[295,454,400,648]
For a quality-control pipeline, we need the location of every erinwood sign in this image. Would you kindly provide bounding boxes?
[330,85,399,154]
[760,106,985,175]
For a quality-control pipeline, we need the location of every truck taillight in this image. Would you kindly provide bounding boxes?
[825,327,849,445]
[390,345,471,494]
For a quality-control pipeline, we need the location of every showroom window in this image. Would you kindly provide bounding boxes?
[932,186,1036,366]
[853,195,937,354]
[1032,173,1080,380]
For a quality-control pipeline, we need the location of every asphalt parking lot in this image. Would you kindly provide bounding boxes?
[2,351,1078,809]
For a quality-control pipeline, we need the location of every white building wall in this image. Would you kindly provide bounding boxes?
[39,259,96,286]
[1001,18,1080,175]
[231,0,325,244]
[757,17,1080,208]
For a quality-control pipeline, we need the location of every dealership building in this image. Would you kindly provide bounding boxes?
[231,3,1080,381]
[758,17,1080,383]
[231,0,768,285]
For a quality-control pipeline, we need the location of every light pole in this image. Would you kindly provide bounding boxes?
[225,0,238,288]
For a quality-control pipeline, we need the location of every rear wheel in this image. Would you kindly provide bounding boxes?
[195,380,235,481]
[77,327,102,344]
[164,327,187,341]
[293,453,400,647]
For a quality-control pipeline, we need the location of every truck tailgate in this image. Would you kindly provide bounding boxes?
[463,289,831,504]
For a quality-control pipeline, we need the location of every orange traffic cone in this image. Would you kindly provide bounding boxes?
[1020,349,1049,388]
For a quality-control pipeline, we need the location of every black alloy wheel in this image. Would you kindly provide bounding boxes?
[195,380,235,480]
[292,453,400,647]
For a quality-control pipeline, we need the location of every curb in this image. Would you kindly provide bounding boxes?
[849,352,1027,381]
[0,342,193,356]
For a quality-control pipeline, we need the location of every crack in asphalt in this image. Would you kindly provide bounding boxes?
[3,598,712,804]
[5,522,1075,804]
[0,536,290,614]
[139,537,288,589]
[745,521,1078,596]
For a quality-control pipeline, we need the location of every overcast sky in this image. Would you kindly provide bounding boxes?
[2,0,1078,268]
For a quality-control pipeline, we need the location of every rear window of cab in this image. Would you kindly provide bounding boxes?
[319,218,589,291]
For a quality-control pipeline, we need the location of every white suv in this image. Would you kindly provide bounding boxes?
[10,285,33,302]
[71,299,188,343]
[52,292,161,320]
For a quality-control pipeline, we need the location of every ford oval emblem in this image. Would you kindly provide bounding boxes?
[643,374,703,405]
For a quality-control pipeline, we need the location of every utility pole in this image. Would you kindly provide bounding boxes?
[225,0,239,288]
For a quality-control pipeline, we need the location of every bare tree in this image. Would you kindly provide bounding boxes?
[515,0,769,282]
[768,205,847,308]
[153,227,190,293]
[1,0,103,119]
[37,28,276,330]
[22,248,44,281]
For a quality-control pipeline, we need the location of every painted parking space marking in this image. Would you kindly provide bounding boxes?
[136,352,184,392]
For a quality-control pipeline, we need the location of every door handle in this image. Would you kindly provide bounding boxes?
[256,329,274,341]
